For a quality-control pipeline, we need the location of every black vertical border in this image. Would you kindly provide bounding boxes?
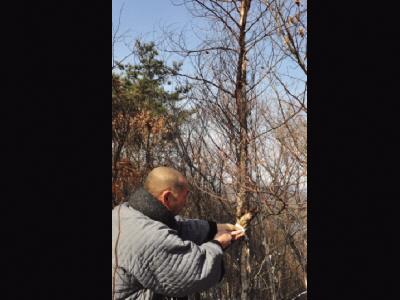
[309,1,399,299]
[3,1,110,299]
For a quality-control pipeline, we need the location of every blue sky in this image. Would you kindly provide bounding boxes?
[112,0,195,61]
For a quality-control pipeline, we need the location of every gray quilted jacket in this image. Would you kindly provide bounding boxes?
[112,188,224,300]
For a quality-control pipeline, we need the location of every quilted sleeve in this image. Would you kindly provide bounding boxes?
[133,229,224,297]
[175,216,217,245]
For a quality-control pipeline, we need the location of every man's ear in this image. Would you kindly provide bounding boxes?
[159,190,171,207]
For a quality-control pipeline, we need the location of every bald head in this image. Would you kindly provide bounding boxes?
[144,167,188,198]
[144,167,190,215]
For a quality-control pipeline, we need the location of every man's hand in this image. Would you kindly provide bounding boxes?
[217,223,246,240]
[231,229,245,241]
[213,230,233,249]
[214,223,246,249]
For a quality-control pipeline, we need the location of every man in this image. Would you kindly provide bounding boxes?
[112,167,244,300]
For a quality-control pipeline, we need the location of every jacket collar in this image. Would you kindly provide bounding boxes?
[127,187,178,230]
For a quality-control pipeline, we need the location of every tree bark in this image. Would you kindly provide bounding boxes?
[235,1,252,299]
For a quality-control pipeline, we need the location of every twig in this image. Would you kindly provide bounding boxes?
[290,290,307,300]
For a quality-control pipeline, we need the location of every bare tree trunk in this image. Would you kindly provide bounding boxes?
[145,123,153,170]
[263,232,277,300]
[234,1,252,299]
[238,241,251,300]
[286,232,307,289]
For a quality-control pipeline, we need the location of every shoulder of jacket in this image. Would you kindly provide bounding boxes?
[113,204,178,244]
